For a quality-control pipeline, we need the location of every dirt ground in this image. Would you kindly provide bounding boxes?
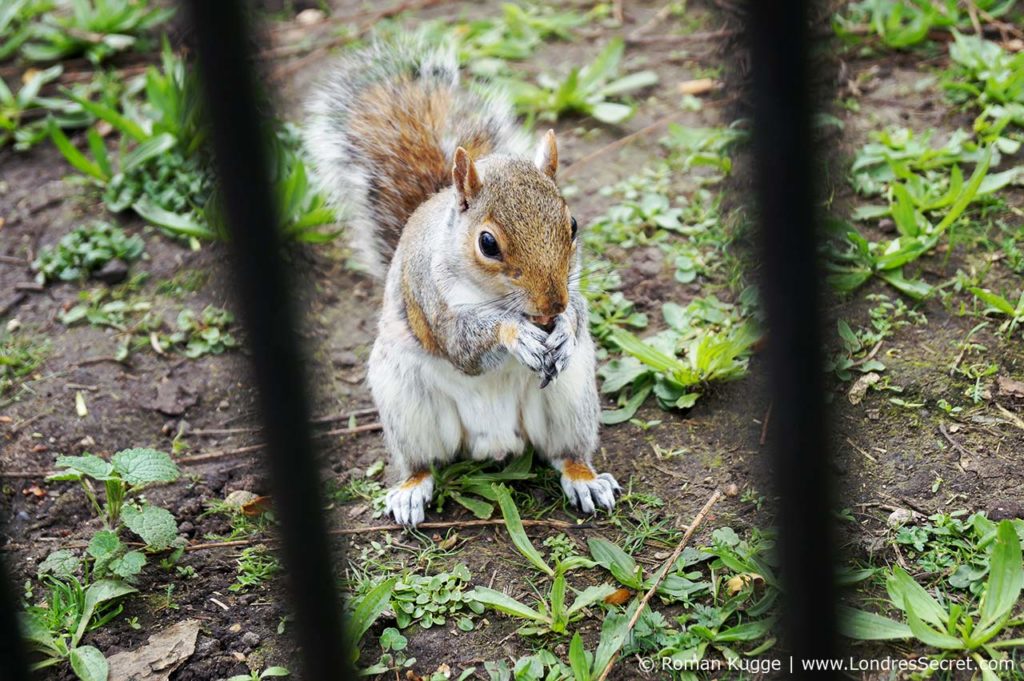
[2,1,1023,680]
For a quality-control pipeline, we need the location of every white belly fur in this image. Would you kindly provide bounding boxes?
[367,321,598,477]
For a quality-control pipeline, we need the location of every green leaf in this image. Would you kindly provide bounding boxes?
[905,602,963,650]
[449,492,494,519]
[347,577,395,647]
[877,269,932,300]
[887,566,947,628]
[590,102,633,124]
[837,606,912,641]
[599,70,659,98]
[715,617,776,642]
[468,586,546,623]
[37,549,82,579]
[67,92,148,141]
[969,288,1017,316]
[121,504,178,549]
[568,632,589,681]
[492,483,553,576]
[109,551,146,580]
[890,184,920,236]
[132,198,218,240]
[978,521,1023,633]
[87,530,122,562]
[74,580,136,647]
[69,645,108,681]
[566,584,617,615]
[549,570,567,631]
[121,133,177,173]
[51,454,114,481]
[588,538,643,589]
[591,602,638,675]
[49,122,107,182]
[932,146,992,236]
[111,448,180,486]
[261,668,290,678]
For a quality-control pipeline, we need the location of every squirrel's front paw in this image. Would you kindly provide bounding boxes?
[541,315,576,387]
[558,460,621,515]
[499,319,548,375]
[385,471,434,527]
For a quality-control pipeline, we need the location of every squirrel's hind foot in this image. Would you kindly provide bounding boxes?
[558,460,621,515]
[385,471,435,527]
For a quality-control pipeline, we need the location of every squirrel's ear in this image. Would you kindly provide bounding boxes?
[534,129,558,178]
[453,147,482,210]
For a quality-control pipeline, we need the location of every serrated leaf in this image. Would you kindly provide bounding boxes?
[111,448,180,486]
[52,454,114,481]
[37,549,81,579]
[121,504,178,549]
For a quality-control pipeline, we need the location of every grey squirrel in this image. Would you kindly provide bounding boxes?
[306,39,619,526]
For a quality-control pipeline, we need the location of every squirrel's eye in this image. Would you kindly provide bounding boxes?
[478,231,501,259]
[570,216,578,240]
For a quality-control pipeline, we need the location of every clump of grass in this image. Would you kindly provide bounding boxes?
[0,330,48,397]
[230,546,281,593]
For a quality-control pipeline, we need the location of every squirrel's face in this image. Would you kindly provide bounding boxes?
[452,132,576,325]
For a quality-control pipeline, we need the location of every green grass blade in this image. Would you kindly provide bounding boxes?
[931,146,992,236]
[66,91,148,141]
[49,122,106,182]
[492,483,554,576]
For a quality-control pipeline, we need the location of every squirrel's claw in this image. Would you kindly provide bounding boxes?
[385,472,434,527]
[540,315,576,387]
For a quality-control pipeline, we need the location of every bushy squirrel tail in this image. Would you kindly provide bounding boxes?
[305,38,529,277]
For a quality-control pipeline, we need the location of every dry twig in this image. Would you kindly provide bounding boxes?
[594,488,723,681]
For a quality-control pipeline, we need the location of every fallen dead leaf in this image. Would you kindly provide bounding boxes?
[604,588,633,605]
[997,375,1024,399]
[240,495,273,517]
[848,372,881,405]
[677,78,720,95]
[106,619,200,681]
[726,573,764,595]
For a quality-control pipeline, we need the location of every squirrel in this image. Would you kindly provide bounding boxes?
[306,39,620,526]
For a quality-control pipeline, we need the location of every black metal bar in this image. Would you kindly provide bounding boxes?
[745,0,838,675]
[182,3,350,678]
[0,537,30,680]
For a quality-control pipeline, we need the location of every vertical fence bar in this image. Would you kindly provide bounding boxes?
[745,0,839,675]
[182,2,350,678]
[0,542,30,680]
